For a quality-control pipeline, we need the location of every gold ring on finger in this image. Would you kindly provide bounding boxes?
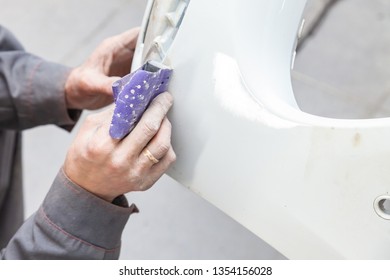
[143,148,159,164]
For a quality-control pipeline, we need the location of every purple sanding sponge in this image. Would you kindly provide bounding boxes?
[109,61,173,139]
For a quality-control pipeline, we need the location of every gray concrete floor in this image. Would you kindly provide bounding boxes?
[293,0,390,119]
[1,0,389,259]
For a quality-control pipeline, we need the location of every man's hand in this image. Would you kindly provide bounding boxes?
[64,27,140,110]
[63,92,176,202]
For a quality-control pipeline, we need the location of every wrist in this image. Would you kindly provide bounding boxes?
[62,162,119,203]
[64,67,80,109]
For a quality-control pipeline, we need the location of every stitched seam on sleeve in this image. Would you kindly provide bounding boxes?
[58,169,80,195]
[59,168,137,213]
[38,207,120,253]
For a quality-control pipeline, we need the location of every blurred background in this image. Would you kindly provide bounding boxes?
[293,0,390,119]
[0,0,389,259]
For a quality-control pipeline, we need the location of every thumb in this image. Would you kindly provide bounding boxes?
[96,75,122,97]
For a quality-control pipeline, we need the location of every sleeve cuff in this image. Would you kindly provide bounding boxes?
[40,169,138,250]
[15,56,81,129]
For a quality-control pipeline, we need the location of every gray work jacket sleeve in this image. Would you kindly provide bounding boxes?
[0,25,138,259]
[1,169,138,259]
[0,25,78,130]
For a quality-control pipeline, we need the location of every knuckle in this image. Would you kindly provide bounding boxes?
[152,97,165,108]
[142,119,159,137]
[159,92,174,106]
[106,157,123,173]
[161,149,176,166]
[84,141,100,159]
[157,141,170,155]
[83,137,110,160]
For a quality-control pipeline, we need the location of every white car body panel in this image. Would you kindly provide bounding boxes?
[132,0,390,259]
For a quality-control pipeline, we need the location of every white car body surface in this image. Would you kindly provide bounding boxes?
[132,0,390,259]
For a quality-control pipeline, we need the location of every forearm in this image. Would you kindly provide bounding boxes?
[0,169,137,260]
[0,51,80,130]
[0,25,79,130]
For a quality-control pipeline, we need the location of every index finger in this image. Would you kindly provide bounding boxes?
[121,92,173,154]
[90,27,140,67]
[115,27,140,51]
